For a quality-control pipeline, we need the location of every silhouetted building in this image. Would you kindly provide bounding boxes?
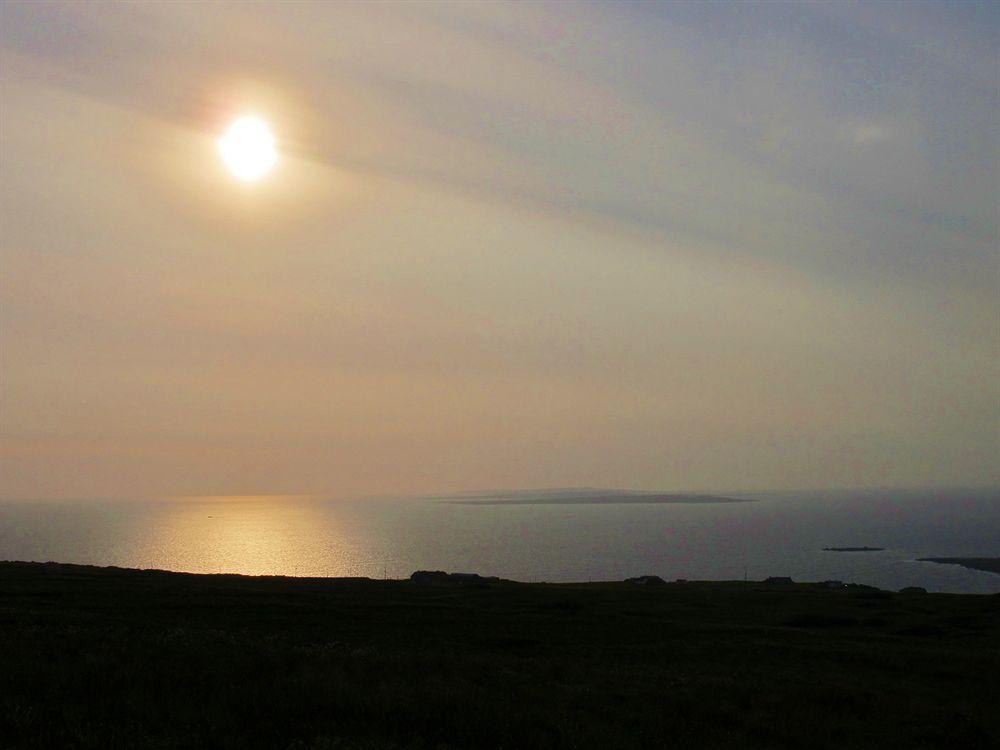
[409,570,500,585]
[410,570,450,584]
[624,575,666,585]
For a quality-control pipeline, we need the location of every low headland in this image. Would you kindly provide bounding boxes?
[823,546,885,552]
[919,557,1000,575]
[2,560,997,749]
[442,489,755,505]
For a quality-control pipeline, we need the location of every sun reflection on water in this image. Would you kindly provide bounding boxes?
[132,496,374,577]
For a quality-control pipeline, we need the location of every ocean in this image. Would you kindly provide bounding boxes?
[1,488,997,593]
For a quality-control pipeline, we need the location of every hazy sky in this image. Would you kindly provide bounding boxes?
[1,1,997,499]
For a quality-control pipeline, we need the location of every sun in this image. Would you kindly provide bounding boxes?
[217,115,277,182]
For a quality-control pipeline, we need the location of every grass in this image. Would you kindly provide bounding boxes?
[1,561,998,749]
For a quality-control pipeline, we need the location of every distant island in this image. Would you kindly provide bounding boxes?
[823,547,885,552]
[918,557,1000,575]
[444,489,755,506]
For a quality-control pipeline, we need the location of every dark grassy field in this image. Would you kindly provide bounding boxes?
[1,561,998,749]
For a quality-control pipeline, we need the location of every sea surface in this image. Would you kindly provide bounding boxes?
[1,488,997,593]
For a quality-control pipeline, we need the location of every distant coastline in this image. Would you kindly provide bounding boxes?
[443,489,755,506]
[823,547,885,552]
[918,558,1000,575]
[450,496,754,506]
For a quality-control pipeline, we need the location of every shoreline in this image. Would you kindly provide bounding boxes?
[5,559,999,590]
[918,557,1000,575]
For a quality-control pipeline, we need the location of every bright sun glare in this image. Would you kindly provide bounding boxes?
[218,115,277,182]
